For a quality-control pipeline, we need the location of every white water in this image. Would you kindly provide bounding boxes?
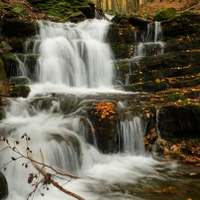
[118,117,145,155]
[35,19,115,88]
[0,19,178,200]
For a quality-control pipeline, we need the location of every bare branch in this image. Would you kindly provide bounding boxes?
[28,152,85,200]
[0,134,84,200]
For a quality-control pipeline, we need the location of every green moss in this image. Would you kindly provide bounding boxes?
[1,53,18,61]
[154,7,176,21]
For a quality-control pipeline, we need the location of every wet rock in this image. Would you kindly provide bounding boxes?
[2,19,37,37]
[77,5,95,19]
[128,15,149,28]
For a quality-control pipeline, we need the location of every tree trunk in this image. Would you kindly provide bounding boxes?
[106,0,109,11]
[96,0,102,8]
[111,0,115,10]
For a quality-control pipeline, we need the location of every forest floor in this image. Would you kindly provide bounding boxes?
[1,0,200,20]
[136,0,200,19]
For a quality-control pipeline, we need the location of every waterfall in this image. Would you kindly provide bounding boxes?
[0,19,179,200]
[26,19,115,88]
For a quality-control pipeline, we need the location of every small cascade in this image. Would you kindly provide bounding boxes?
[124,21,165,86]
[117,117,145,155]
[134,21,165,58]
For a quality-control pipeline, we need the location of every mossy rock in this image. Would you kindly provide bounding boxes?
[0,171,8,200]
[10,85,31,98]
[153,7,176,21]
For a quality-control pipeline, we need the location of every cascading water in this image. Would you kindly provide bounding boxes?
[117,117,145,155]
[34,19,115,88]
[134,21,165,58]
[0,19,179,200]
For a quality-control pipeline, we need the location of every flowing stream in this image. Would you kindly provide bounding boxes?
[0,19,199,200]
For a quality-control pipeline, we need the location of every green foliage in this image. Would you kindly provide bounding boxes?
[12,3,26,15]
[154,7,176,21]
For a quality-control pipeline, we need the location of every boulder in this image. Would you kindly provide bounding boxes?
[158,106,200,139]
[2,19,37,37]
